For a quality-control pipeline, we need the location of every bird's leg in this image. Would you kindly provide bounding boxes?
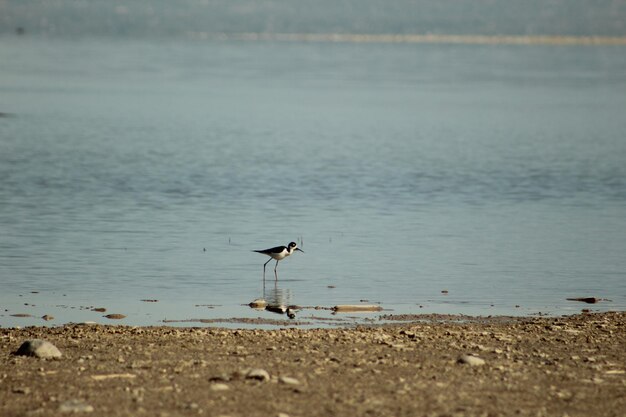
[263,258,272,281]
[274,260,280,280]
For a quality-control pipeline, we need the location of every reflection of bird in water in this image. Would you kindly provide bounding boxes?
[253,242,304,281]
[264,282,296,319]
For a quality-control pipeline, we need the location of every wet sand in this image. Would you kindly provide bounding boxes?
[1,312,625,417]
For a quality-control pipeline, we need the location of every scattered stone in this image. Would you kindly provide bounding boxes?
[184,402,199,410]
[246,368,270,382]
[458,354,486,366]
[266,305,287,314]
[104,314,126,320]
[141,299,159,302]
[278,376,301,385]
[209,373,231,382]
[10,313,32,318]
[566,297,604,304]
[249,299,267,309]
[2,312,625,417]
[12,387,31,394]
[42,315,54,321]
[210,383,230,391]
[59,399,94,413]
[14,340,62,359]
[92,308,106,312]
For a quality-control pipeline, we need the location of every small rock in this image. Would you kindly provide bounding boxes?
[12,387,31,394]
[566,297,601,304]
[104,314,126,320]
[249,299,267,309]
[209,373,231,382]
[458,354,486,366]
[266,305,287,314]
[210,383,230,391]
[42,315,54,321]
[246,368,270,382]
[14,340,62,359]
[59,399,94,413]
[278,376,300,385]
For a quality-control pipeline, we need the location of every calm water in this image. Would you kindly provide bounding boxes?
[1,38,626,327]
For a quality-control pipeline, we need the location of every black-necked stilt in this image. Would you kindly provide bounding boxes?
[253,242,303,280]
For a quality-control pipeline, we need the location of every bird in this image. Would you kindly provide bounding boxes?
[253,242,304,281]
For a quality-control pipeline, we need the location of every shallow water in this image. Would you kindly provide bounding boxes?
[1,38,626,327]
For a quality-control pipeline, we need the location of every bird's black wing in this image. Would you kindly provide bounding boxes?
[254,245,286,255]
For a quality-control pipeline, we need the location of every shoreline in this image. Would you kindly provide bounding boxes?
[186,32,626,45]
[2,312,625,416]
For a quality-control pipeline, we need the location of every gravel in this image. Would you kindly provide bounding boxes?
[1,312,625,417]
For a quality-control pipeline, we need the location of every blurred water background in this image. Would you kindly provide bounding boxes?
[1,1,626,327]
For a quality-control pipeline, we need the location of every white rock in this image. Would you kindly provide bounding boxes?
[14,340,62,359]
[246,368,270,381]
[249,299,267,309]
[458,354,486,366]
[210,383,230,391]
[278,376,300,385]
[59,399,94,413]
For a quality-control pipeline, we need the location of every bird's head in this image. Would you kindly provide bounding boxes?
[288,242,304,253]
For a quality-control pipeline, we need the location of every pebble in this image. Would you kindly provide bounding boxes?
[278,376,301,385]
[246,368,270,381]
[104,314,126,320]
[458,354,486,366]
[210,383,230,391]
[41,315,55,321]
[59,399,94,413]
[14,340,62,359]
[249,299,267,309]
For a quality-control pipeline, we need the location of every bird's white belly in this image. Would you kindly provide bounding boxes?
[271,250,289,260]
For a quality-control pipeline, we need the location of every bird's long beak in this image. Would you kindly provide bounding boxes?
[295,248,304,253]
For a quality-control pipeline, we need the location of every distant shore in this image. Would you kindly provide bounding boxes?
[1,312,624,416]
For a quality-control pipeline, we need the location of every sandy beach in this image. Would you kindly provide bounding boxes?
[1,312,624,416]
